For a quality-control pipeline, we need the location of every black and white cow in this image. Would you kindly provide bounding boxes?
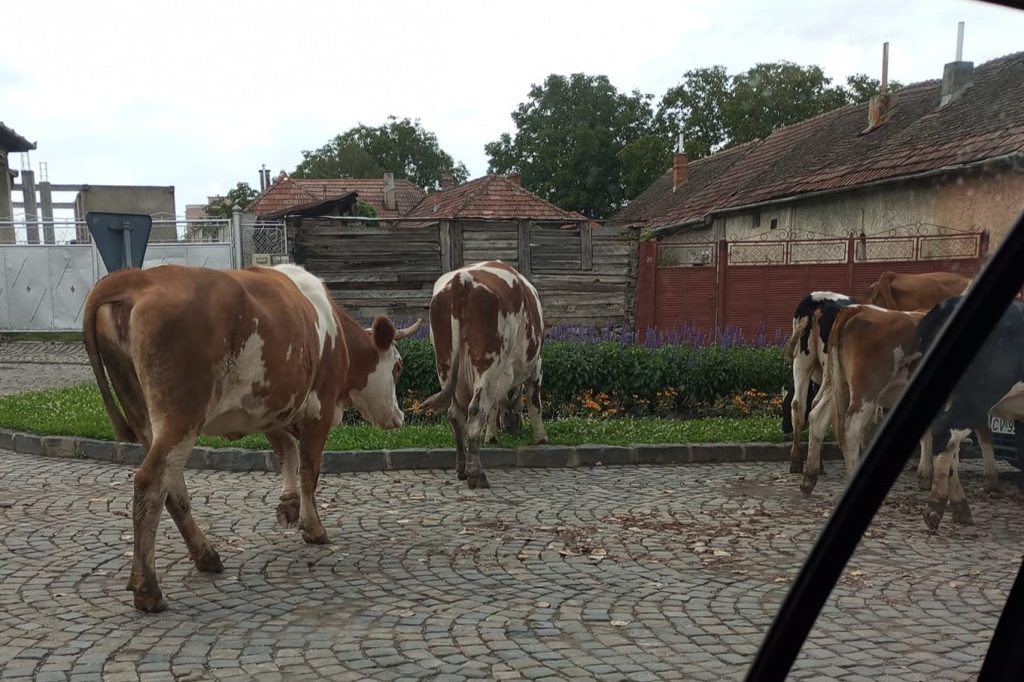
[785,291,856,473]
[917,297,1024,532]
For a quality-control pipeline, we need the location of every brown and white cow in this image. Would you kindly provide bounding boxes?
[800,305,928,495]
[82,263,419,612]
[864,270,970,311]
[785,291,856,473]
[418,261,548,489]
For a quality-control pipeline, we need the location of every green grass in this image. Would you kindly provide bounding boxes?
[0,383,786,450]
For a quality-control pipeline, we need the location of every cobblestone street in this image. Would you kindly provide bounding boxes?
[1,451,1022,681]
[1,343,1022,680]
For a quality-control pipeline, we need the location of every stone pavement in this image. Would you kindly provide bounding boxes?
[1,451,1022,681]
[0,342,91,398]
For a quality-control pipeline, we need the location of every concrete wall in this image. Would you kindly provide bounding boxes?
[0,150,12,225]
[73,185,177,241]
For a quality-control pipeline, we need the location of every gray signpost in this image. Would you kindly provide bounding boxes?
[84,212,153,272]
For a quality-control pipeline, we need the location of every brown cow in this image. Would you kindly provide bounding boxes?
[83,263,419,612]
[418,261,548,489]
[800,305,928,495]
[864,270,970,311]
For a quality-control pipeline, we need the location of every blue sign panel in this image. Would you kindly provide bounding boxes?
[85,212,153,273]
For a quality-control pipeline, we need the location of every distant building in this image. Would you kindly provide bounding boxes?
[73,185,177,241]
[0,121,36,243]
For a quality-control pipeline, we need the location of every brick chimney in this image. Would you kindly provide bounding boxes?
[867,42,894,129]
[672,133,688,192]
[440,172,454,190]
[508,172,521,187]
[383,172,396,211]
[940,22,974,108]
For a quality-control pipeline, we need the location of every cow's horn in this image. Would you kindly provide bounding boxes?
[395,319,423,340]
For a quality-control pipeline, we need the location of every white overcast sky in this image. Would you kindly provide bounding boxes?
[2,0,1023,214]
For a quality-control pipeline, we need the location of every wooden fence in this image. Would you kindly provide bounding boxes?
[291,218,637,326]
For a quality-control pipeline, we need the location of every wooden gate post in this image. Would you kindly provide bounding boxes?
[846,234,856,295]
[635,240,658,338]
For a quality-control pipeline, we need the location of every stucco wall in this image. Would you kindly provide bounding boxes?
[713,169,1023,243]
[74,185,177,241]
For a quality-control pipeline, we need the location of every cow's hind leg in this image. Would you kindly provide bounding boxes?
[948,447,973,525]
[128,429,196,613]
[976,423,1001,493]
[164,470,223,573]
[800,387,832,495]
[917,431,933,491]
[465,386,498,489]
[526,376,548,445]
[447,405,469,481]
[789,357,815,473]
[296,424,331,545]
[925,429,970,532]
[267,430,300,526]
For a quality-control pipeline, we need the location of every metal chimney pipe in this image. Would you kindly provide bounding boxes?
[956,21,964,61]
[881,42,889,95]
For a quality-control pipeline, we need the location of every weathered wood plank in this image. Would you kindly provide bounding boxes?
[581,223,593,271]
[439,221,452,272]
[518,220,531,276]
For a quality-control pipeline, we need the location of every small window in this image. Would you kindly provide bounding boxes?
[770,218,778,230]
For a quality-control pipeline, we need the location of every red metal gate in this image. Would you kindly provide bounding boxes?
[635,231,989,341]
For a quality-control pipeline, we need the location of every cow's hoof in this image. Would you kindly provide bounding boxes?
[924,500,947,533]
[917,472,932,491]
[799,475,818,496]
[983,478,1002,494]
[789,460,803,474]
[535,438,549,445]
[276,496,300,527]
[301,528,330,545]
[466,474,490,490]
[191,548,224,573]
[456,469,468,481]
[130,587,167,613]
[486,436,498,445]
[951,500,973,525]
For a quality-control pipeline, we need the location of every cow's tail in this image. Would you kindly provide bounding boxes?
[786,316,807,360]
[418,319,461,416]
[828,310,853,456]
[82,287,138,443]
[877,271,899,310]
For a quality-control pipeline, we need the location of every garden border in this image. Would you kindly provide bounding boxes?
[0,428,843,473]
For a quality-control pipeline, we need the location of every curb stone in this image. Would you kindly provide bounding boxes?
[0,428,844,473]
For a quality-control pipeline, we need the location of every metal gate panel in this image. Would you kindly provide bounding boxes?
[0,249,9,330]
[49,246,94,330]
[653,265,717,333]
[4,247,54,331]
[142,244,232,270]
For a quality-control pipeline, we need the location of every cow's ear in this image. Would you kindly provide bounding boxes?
[372,316,396,350]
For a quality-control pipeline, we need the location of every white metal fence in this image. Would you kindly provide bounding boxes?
[0,216,291,331]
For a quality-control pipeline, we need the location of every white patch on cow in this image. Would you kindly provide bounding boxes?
[991,381,1024,420]
[302,391,322,422]
[432,269,461,296]
[203,327,275,436]
[349,346,404,430]
[810,291,851,302]
[273,264,338,356]
[286,344,293,362]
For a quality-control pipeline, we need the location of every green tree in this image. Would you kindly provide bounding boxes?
[656,66,730,159]
[843,73,904,104]
[293,116,469,189]
[723,62,849,145]
[204,182,259,219]
[485,73,663,218]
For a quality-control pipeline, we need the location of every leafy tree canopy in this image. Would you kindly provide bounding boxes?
[204,182,258,218]
[485,74,666,218]
[293,116,469,190]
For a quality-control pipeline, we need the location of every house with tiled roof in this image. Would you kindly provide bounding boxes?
[614,51,1024,249]
[245,172,425,222]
